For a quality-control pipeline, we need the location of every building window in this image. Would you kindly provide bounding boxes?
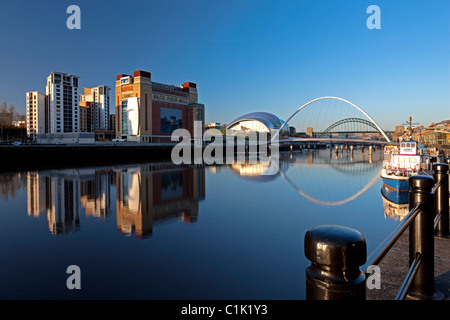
[160,108,183,133]
[121,100,128,134]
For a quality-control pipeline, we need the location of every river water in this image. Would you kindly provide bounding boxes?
[0,148,401,299]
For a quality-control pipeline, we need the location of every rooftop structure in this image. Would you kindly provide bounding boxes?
[227,112,289,138]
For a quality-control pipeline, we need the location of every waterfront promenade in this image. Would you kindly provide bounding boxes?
[366,228,450,300]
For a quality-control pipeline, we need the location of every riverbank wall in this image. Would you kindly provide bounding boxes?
[0,144,174,171]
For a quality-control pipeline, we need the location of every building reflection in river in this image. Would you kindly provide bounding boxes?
[27,171,80,234]
[19,146,396,238]
[24,164,205,237]
[116,164,205,239]
[80,171,112,219]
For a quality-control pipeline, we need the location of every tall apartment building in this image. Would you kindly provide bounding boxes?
[109,114,116,132]
[26,72,106,143]
[26,91,48,139]
[115,70,205,142]
[46,72,80,134]
[79,86,110,132]
[79,101,93,132]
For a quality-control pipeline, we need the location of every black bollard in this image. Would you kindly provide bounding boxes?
[304,225,367,300]
[445,157,450,166]
[433,163,449,238]
[408,175,436,299]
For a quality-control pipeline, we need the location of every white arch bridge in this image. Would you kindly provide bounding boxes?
[271,96,397,146]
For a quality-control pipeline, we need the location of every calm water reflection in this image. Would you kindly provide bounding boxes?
[24,164,205,238]
[0,149,399,299]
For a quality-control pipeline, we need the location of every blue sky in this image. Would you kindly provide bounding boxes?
[0,0,449,130]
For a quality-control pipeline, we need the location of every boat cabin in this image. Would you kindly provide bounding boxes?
[383,140,443,175]
[399,141,418,155]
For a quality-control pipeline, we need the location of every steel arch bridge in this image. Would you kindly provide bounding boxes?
[320,117,380,134]
[271,96,391,143]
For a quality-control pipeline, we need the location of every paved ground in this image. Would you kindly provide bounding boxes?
[366,229,450,300]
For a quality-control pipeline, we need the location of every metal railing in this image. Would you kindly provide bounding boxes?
[304,160,450,300]
[361,203,421,271]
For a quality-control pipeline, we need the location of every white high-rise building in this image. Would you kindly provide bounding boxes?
[46,72,80,133]
[26,91,47,139]
[79,85,110,131]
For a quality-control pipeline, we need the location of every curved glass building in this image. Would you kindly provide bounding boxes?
[227,112,289,137]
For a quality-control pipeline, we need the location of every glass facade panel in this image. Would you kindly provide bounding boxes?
[160,108,183,134]
[121,100,128,134]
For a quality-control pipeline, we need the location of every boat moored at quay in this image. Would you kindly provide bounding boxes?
[381,141,443,200]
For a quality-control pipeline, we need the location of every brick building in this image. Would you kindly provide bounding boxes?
[115,70,205,142]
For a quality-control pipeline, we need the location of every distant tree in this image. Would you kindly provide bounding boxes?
[0,102,7,113]
[0,174,27,201]
[0,102,8,127]
[0,103,17,127]
[8,105,16,123]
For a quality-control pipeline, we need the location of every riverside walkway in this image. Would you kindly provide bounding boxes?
[305,166,450,301]
[366,228,450,300]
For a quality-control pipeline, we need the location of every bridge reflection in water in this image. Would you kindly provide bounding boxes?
[10,147,401,238]
[226,148,386,207]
